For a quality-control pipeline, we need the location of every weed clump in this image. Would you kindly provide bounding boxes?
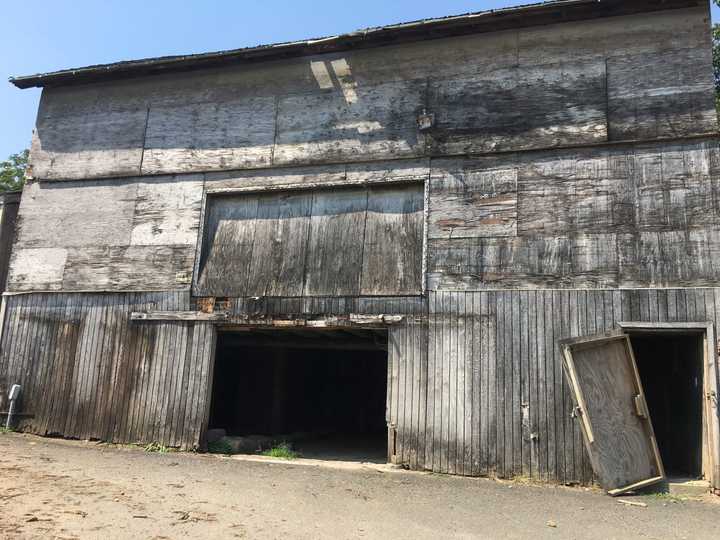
[261,442,299,460]
[144,442,170,453]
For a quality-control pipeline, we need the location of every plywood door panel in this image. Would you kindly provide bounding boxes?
[562,333,664,495]
[360,184,424,295]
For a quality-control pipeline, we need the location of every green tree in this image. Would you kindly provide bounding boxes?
[0,150,28,193]
[714,1,720,114]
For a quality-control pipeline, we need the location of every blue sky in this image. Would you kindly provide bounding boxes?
[1,0,718,159]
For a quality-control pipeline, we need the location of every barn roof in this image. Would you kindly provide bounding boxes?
[9,0,704,89]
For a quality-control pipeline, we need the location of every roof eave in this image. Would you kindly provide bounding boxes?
[8,0,705,90]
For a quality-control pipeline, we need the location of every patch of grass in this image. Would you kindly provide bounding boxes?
[261,442,299,460]
[207,439,234,454]
[0,426,14,434]
[144,442,170,453]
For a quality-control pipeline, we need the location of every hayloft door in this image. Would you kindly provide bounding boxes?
[561,333,665,496]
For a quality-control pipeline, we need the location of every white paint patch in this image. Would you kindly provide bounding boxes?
[130,176,204,246]
[310,61,334,90]
[9,248,68,287]
[330,58,359,104]
[335,121,383,134]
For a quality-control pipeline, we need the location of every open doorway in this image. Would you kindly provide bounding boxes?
[630,332,704,480]
[207,328,388,463]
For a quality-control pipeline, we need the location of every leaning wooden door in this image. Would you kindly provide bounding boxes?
[562,333,665,495]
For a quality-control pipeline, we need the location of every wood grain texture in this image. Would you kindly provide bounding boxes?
[426,61,607,155]
[27,7,712,181]
[8,175,204,292]
[61,245,196,291]
[30,89,147,180]
[196,184,424,297]
[429,138,720,290]
[274,80,424,166]
[417,287,719,483]
[427,234,619,291]
[302,188,368,296]
[518,7,709,66]
[563,336,663,492]
[360,185,425,295]
[0,194,20,291]
[607,47,716,141]
[246,191,313,296]
[0,291,216,450]
[141,97,276,174]
[429,159,517,239]
[2,288,718,486]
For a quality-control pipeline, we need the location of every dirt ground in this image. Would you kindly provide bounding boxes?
[1,432,719,540]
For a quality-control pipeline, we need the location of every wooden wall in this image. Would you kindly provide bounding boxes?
[390,288,720,483]
[2,3,718,485]
[8,175,203,292]
[0,292,423,450]
[428,137,720,290]
[0,292,215,450]
[196,183,424,297]
[13,136,720,294]
[3,286,719,484]
[27,6,714,182]
[0,192,20,291]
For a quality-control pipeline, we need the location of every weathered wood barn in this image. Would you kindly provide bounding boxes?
[4,0,720,494]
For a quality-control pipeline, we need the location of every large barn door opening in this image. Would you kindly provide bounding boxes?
[561,333,665,495]
[206,328,389,463]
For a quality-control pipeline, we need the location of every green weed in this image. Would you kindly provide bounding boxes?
[144,442,170,453]
[261,442,299,460]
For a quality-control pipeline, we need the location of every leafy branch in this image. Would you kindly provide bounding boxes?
[0,149,28,193]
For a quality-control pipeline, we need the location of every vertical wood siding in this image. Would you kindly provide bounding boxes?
[387,288,720,485]
[0,292,216,450]
[3,287,719,485]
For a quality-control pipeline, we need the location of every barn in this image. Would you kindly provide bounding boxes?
[3,0,720,495]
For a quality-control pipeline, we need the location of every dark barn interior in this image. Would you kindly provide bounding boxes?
[208,328,388,462]
[631,333,705,479]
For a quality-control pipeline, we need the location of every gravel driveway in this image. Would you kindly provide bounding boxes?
[0,432,718,539]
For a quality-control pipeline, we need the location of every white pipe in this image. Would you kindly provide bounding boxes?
[6,384,20,430]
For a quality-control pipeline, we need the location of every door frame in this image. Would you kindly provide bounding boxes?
[619,321,720,492]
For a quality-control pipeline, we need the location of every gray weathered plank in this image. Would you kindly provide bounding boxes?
[426,61,607,155]
[360,184,424,295]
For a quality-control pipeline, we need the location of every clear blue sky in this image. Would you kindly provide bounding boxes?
[1,0,718,159]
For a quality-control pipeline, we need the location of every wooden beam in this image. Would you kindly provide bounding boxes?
[131,311,231,321]
[131,311,404,326]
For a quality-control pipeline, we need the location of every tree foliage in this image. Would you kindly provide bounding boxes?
[715,1,720,114]
[0,150,28,193]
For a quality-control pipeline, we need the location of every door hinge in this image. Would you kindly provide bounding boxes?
[634,394,649,419]
[707,391,718,406]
